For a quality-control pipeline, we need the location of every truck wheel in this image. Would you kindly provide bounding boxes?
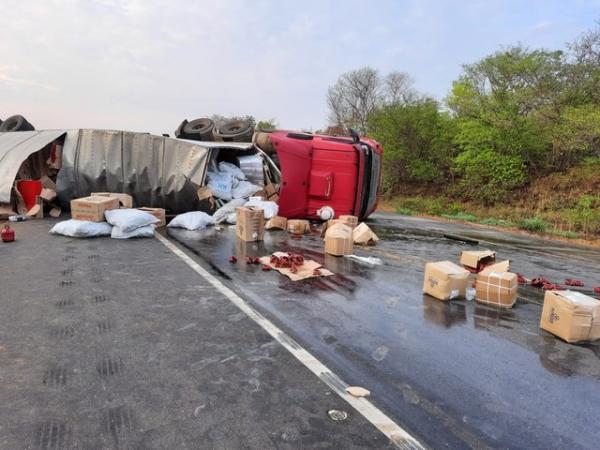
[183,118,214,141]
[174,119,188,138]
[215,119,254,142]
[0,115,35,132]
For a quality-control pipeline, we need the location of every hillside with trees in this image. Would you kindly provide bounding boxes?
[326,23,600,239]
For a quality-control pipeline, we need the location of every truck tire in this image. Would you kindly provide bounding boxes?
[174,119,188,138]
[0,115,35,132]
[214,119,254,142]
[182,118,214,141]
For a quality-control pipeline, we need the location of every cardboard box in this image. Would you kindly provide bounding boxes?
[260,252,333,281]
[265,182,278,199]
[324,223,353,256]
[265,216,287,230]
[91,192,133,208]
[540,290,600,343]
[460,250,496,272]
[236,207,264,242]
[353,222,379,245]
[339,215,358,229]
[287,219,310,235]
[138,207,166,227]
[475,261,517,308]
[423,261,470,301]
[70,196,119,222]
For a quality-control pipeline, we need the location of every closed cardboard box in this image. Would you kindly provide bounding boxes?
[339,215,358,229]
[460,250,496,272]
[475,262,517,308]
[287,219,310,235]
[236,207,264,242]
[137,207,166,227]
[540,290,600,343]
[324,223,353,256]
[91,192,133,208]
[423,261,470,301]
[71,196,119,222]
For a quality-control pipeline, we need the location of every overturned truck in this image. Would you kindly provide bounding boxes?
[0,129,382,219]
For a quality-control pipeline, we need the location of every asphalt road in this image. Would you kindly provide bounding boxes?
[168,212,600,450]
[2,213,600,449]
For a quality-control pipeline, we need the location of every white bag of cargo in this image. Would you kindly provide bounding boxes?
[212,198,246,224]
[104,208,158,232]
[167,211,215,230]
[243,199,279,219]
[218,161,246,181]
[49,219,112,238]
[206,171,234,201]
[111,224,156,239]
[232,180,261,199]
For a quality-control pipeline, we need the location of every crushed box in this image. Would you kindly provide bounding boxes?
[475,261,517,308]
[324,223,353,256]
[236,206,264,242]
[138,207,166,227]
[70,196,119,222]
[353,222,379,245]
[91,192,133,208]
[265,216,287,230]
[460,250,496,272]
[423,261,470,301]
[540,290,600,343]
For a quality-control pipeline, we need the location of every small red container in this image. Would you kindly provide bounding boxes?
[1,224,15,242]
[17,180,42,210]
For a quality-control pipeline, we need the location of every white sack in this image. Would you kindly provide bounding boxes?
[218,161,246,181]
[49,219,112,238]
[167,211,215,230]
[232,180,261,199]
[111,224,156,239]
[206,171,234,201]
[243,199,279,219]
[104,208,158,232]
[212,198,246,224]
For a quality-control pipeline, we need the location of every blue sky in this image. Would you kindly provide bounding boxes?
[0,0,598,134]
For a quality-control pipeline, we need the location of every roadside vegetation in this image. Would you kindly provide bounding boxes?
[326,22,600,240]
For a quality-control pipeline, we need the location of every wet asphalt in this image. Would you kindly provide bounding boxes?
[167,212,600,450]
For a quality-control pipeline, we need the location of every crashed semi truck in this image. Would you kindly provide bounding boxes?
[0,128,382,219]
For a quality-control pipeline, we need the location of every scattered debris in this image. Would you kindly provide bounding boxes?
[345,255,383,266]
[565,278,584,287]
[260,251,333,281]
[265,216,287,230]
[517,273,527,285]
[229,256,238,263]
[531,276,551,288]
[352,222,379,245]
[345,386,370,398]
[595,287,600,295]
[261,265,271,271]
[460,250,496,273]
[1,224,15,242]
[327,409,348,421]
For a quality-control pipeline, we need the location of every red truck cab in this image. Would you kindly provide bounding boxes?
[268,131,382,220]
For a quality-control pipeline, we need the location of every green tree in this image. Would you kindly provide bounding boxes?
[368,99,457,193]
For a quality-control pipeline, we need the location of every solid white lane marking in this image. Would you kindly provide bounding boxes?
[156,233,424,449]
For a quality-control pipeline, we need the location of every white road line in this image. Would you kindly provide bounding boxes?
[156,233,424,450]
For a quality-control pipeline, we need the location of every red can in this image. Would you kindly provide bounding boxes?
[1,224,15,242]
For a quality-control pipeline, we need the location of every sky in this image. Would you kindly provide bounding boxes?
[0,0,598,135]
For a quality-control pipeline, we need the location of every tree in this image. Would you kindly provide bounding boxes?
[327,67,415,134]
[368,98,457,193]
[256,119,278,131]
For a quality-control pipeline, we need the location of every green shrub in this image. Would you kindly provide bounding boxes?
[480,217,512,227]
[396,207,415,216]
[453,149,528,204]
[518,217,548,232]
[442,212,477,222]
[551,229,579,239]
